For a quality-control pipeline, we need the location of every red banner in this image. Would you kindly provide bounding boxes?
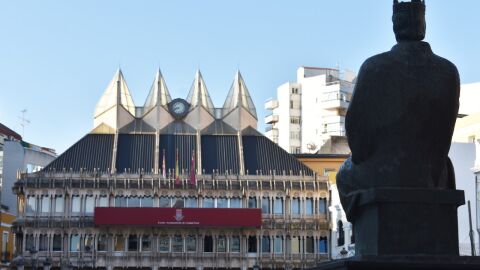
[94,207,262,228]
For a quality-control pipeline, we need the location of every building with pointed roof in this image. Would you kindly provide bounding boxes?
[12,69,331,270]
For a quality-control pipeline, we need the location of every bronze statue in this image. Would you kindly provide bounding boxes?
[333,0,466,258]
[337,0,460,222]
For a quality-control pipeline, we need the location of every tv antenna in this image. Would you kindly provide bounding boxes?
[19,109,30,138]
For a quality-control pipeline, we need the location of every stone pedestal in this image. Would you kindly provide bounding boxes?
[312,188,480,270]
[350,188,465,256]
[314,255,480,270]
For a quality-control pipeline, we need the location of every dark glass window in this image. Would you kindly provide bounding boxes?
[172,235,183,252]
[262,197,270,214]
[319,237,328,253]
[97,234,108,252]
[291,198,300,215]
[128,235,138,251]
[248,197,257,208]
[217,236,226,252]
[186,235,196,252]
[142,235,151,251]
[262,236,270,253]
[306,236,314,253]
[159,196,170,207]
[39,234,48,251]
[204,236,213,252]
[248,236,257,253]
[158,235,169,252]
[53,234,62,251]
[318,198,327,214]
[230,236,240,252]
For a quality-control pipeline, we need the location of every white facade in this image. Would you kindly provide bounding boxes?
[265,67,354,154]
[329,183,355,259]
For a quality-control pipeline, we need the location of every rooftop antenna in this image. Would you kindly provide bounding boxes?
[18,109,30,138]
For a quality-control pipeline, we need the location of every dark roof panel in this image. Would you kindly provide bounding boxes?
[116,134,155,173]
[44,134,114,172]
[201,135,239,174]
[159,135,196,175]
[242,136,314,176]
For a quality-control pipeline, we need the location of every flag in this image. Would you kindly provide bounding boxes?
[175,148,181,185]
[162,149,166,178]
[189,149,196,185]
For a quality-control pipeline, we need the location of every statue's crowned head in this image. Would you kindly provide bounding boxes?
[392,0,426,42]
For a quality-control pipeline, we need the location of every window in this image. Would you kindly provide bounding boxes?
[204,236,213,252]
[172,197,184,208]
[53,234,62,251]
[262,197,270,214]
[274,236,283,254]
[248,197,257,208]
[203,197,214,208]
[41,196,50,213]
[217,198,228,208]
[158,236,170,252]
[274,197,283,214]
[141,197,153,207]
[159,196,170,207]
[290,117,301,124]
[114,235,125,251]
[230,198,241,208]
[230,236,240,252]
[262,236,270,253]
[115,196,127,207]
[185,197,197,208]
[97,234,108,252]
[172,235,183,252]
[186,236,196,252]
[305,198,314,215]
[128,197,140,207]
[26,195,36,214]
[70,235,80,252]
[319,237,328,253]
[25,234,34,251]
[128,235,138,251]
[98,196,108,207]
[318,198,327,214]
[84,235,93,252]
[291,236,300,253]
[290,100,294,109]
[71,196,81,213]
[85,196,94,214]
[217,236,226,252]
[306,237,314,253]
[291,198,300,215]
[54,195,64,213]
[141,235,151,251]
[248,236,257,253]
[39,234,48,251]
[337,221,345,246]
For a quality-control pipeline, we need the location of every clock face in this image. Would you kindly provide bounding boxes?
[172,102,186,114]
[168,98,190,119]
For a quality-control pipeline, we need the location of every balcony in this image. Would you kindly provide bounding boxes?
[265,99,279,110]
[321,90,350,110]
[265,126,279,140]
[265,114,279,124]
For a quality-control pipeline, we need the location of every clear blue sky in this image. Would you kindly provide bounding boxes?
[1,0,479,153]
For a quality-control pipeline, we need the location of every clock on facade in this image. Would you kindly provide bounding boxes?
[168,98,190,119]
